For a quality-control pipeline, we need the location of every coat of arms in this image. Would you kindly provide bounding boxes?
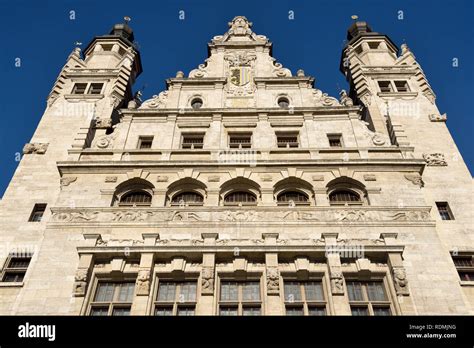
[230,67,251,86]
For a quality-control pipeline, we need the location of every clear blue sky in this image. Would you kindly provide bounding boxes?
[0,0,472,197]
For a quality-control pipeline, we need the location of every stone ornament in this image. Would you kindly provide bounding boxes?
[393,267,409,296]
[105,176,118,183]
[404,173,424,188]
[201,267,215,295]
[93,118,112,129]
[23,143,49,155]
[428,113,447,122]
[140,91,169,109]
[73,268,89,297]
[339,90,354,106]
[330,270,344,295]
[60,177,77,187]
[136,269,151,296]
[423,153,447,166]
[266,267,280,295]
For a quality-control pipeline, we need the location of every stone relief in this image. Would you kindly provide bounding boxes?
[96,237,144,247]
[404,173,424,188]
[339,90,354,106]
[428,113,447,122]
[270,57,292,77]
[330,270,344,295]
[201,267,215,295]
[73,268,89,297]
[60,177,77,187]
[51,207,432,224]
[360,121,390,146]
[266,267,280,295]
[423,153,447,166]
[363,174,377,181]
[393,267,409,295]
[136,269,151,296]
[23,143,49,155]
[312,89,340,107]
[105,176,118,183]
[93,118,112,129]
[189,60,210,78]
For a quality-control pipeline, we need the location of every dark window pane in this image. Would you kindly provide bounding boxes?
[117,283,134,302]
[95,283,115,302]
[90,307,109,316]
[157,282,177,302]
[89,83,104,94]
[367,282,387,301]
[243,307,261,316]
[220,282,238,301]
[453,258,473,267]
[2,272,25,282]
[305,281,324,301]
[277,134,298,148]
[378,81,392,93]
[224,192,256,204]
[373,307,391,316]
[394,81,409,92]
[329,190,361,203]
[182,134,204,149]
[155,307,173,316]
[8,258,31,269]
[347,281,364,301]
[277,191,309,204]
[242,282,260,301]
[351,306,369,316]
[229,134,252,148]
[180,282,197,302]
[284,282,302,302]
[459,272,474,281]
[112,307,130,316]
[119,191,152,206]
[286,307,304,316]
[308,307,326,316]
[29,204,46,222]
[171,192,204,205]
[436,202,453,220]
[219,306,238,316]
[72,83,87,94]
[177,307,195,316]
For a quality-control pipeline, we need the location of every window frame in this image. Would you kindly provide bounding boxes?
[137,136,154,149]
[276,132,299,148]
[28,203,47,222]
[436,202,454,221]
[283,278,328,316]
[88,83,104,95]
[153,279,198,316]
[276,190,310,206]
[181,133,205,149]
[71,83,88,95]
[223,191,257,206]
[170,191,204,206]
[88,280,136,316]
[228,132,252,149]
[218,278,263,316]
[71,82,105,95]
[327,134,343,148]
[451,253,474,282]
[117,191,152,207]
[0,254,32,283]
[346,279,393,316]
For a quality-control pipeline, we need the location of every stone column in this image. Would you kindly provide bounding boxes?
[197,233,218,315]
[263,233,282,315]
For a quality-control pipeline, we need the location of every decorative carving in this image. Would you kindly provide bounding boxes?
[112,211,153,222]
[312,175,324,181]
[73,268,89,297]
[105,176,117,183]
[296,69,305,77]
[404,173,424,188]
[219,210,259,222]
[428,113,447,122]
[95,238,144,247]
[225,51,256,68]
[260,174,272,182]
[363,174,376,181]
[53,211,98,222]
[271,58,292,77]
[339,90,354,106]
[23,143,49,155]
[156,176,169,182]
[136,269,151,296]
[140,91,169,109]
[176,71,184,78]
[312,89,340,106]
[330,270,344,295]
[266,267,280,295]
[393,267,409,295]
[92,131,117,149]
[93,118,112,129]
[360,91,372,106]
[168,211,202,222]
[228,16,253,36]
[189,61,210,78]
[60,177,77,187]
[335,210,378,222]
[423,153,447,166]
[207,176,220,182]
[201,267,215,295]
[361,121,389,146]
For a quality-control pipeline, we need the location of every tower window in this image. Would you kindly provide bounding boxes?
[182,133,204,149]
[368,42,380,49]
[88,83,104,95]
[72,83,87,94]
[1,254,32,283]
[328,134,342,147]
[229,133,252,149]
[377,81,392,93]
[436,202,454,220]
[191,98,203,110]
[277,97,290,108]
[394,81,409,92]
[29,204,47,222]
[137,136,153,149]
[451,254,473,282]
[277,132,299,148]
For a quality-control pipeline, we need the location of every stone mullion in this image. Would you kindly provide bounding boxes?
[197,233,218,315]
[263,233,283,315]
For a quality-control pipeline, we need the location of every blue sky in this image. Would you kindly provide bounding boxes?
[0,0,472,197]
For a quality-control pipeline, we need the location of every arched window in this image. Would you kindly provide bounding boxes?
[171,192,204,206]
[119,191,152,207]
[277,191,309,206]
[329,190,361,205]
[224,191,257,206]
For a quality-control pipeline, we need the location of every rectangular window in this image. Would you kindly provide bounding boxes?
[277,133,299,148]
[219,280,261,316]
[29,204,47,222]
[377,81,392,93]
[452,254,474,282]
[88,83,104,95]
[436,202,454,220]
[328,134,342,147]
[137,136,153,149]
[89,282,135,316]
[283,280,326,316]
[154,281,197,316]
[1,254,32,283]
[229,133,252,149]
[368,42,380,49]
[347,281,391,316]
[182,133,204,149]
[72,83,87,94]
[394,81,409,92]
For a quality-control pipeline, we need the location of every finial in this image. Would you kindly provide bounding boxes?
[124,16,131,24]
[351,15,359,21]
[74,41,82,46]
[176,71,184,78]
[296,69,305,77]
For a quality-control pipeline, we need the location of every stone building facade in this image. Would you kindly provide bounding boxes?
[0,16,472,315]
